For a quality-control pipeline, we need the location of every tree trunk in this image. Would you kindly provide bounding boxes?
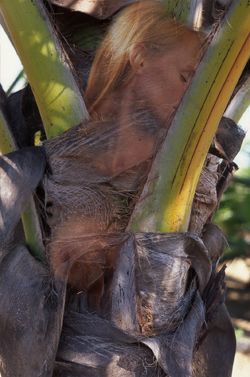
[0,1,248,376]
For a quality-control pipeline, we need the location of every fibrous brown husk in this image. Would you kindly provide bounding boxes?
[189,117,245,235]
[0,231,234,377]
[50,232,232,377]
[0,115,239,376]
[41,113,239,376]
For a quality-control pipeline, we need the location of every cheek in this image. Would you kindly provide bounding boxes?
[152,67,184,106]
[169,82,186,104]
[156,80,185,110]
[161,73,186,104]
[139,66,186,109]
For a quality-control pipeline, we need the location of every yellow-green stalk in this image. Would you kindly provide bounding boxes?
[0,108,44,260]
[0,110,16,154]
[163,0,192,23]
[130,0,250,233]
[21,202,45,261]
[0,0,89,139]
[163,0,203,28]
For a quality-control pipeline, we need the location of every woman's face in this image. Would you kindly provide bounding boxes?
[134,33,203,125]
[90,32,203,177]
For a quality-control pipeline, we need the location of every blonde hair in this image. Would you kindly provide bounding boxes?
[85,0,203,115]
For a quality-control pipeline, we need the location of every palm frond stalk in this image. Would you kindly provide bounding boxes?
[20,200,45,261]
[130,0,250,233]
[163,0,192,22]
[7,69,25,95]
[0,107,44,260]
[0,108,16,154]
[163,0,203,28]
[0,0,89,139]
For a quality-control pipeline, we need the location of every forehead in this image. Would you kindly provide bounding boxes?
[163,33,203,67]
[178,32,202,54]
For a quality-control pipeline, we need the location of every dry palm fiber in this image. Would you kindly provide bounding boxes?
[0,116,239,376]
[42,115,240,376]
[44,115,244,293]
[44,111,164,296]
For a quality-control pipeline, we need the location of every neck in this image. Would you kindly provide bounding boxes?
[90,81,169,178]
[96,82,137,123]
[96,81,167,138]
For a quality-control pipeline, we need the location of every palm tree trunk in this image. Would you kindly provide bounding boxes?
[0,1,246,376]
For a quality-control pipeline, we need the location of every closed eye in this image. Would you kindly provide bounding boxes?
[180,74,188,83]
[180,69,195,83]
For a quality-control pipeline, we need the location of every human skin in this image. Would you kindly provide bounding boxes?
[47,33,202,310]
[92,32,202,177]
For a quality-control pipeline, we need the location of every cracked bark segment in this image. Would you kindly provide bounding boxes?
[110,232,211,337]
[189,153,219,235]
[189,117,245,236]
